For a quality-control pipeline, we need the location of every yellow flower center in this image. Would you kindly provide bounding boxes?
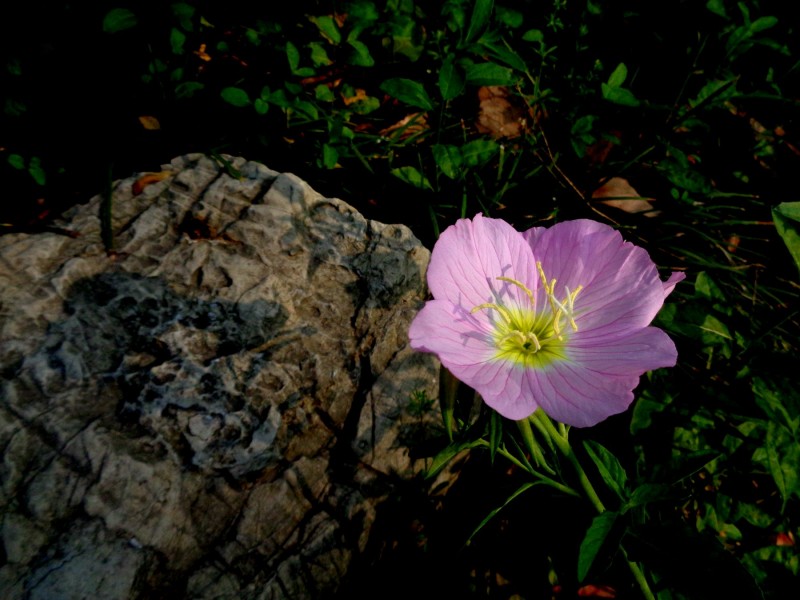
[471,262,583,368]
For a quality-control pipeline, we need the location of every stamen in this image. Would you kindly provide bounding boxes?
[535,261,584,335]
[496,276,535,306]
[471,302,513,325]
[471,262,585,366]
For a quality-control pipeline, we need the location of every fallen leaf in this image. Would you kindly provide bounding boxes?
[584,130,621,166]
[592,177,656,215]
[342,87,371,106]
[379,112,429,141]
[725,234,740,253]
[132,171,172,196]
[138,115,161,130]
[193,43,211,62]
[577,584,616,598]
[475,86,529,139]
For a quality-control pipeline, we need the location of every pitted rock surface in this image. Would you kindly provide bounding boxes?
[0,154,440,599]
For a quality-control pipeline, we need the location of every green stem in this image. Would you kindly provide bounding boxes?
[624,549,656,600]
[516,418,556,475]
[530,410,605,512]
[530,410,656,600]
[477,440,580,499]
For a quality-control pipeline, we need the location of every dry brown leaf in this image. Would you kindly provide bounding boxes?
[342,87,370,106]
[132,171,172,196]
[379,112,429,141]
[475,86,528,139]
[577,584,616,598]
[138,115,161,130]
[592,177,656,215]
[193,43,211,62]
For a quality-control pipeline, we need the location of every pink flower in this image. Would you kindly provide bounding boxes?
[409,215,684,427]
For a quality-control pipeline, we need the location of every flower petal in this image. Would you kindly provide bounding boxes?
[525,362,640,427]
[524,219,666,336]
[409,300,495,364]
[471,364,541,420]
[519,327,677,427]
[409,299,540,419]
[569,326,678,375]
[662,271,686,297]
[427,214,539,310]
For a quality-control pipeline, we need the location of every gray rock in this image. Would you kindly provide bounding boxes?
[0,154,441,598]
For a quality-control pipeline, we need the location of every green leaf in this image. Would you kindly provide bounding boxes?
[174,81,204,99]
[380,78,433,110]
[753,377,799,433]
[772,202,800,276]
[171,2,195,30]
[388,14,424,61]
[7,58,22,76]
[439,57,465,101]
[522,29,544,43]
[290,100,318,120]
[467,482,536,544]
[630,390,668,434]
[706,0,728,18]
[286,41,301,72]
[347,39,374,67]
[439,366,459,441]
[489,410,503,463]
[426,438,484,479]
[583,440,628,501]
[254,98,269,115]
[578,511,618,582]
[698,314,733,344]
[432,144,462,179]
[7,153,25,170]
[28,156,46,186]
[353,96,380,114]
[310,15,341,44]
[749,15,778,35]
[322,143,338,169]
[221,87,251,107]
[170,27,186,55]
[460,139,499,167]
[103,8,137,33]
[601,63,640,107]
[495,6,523,28]
[765,422,800,510]
[465,0,494,43]
[479,40,526,71]
[314,84,335,102]
[606,62,628,88]
[390,166,432,190]
[670,450,721,485]
[601,83,641,107]
[688,78,737,109]
[694,271,726,303]
[309,41,332,67]
[464,62,516,86]
[623,483,672,512]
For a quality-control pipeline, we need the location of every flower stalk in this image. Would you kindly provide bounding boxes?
[529,409,655,600]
